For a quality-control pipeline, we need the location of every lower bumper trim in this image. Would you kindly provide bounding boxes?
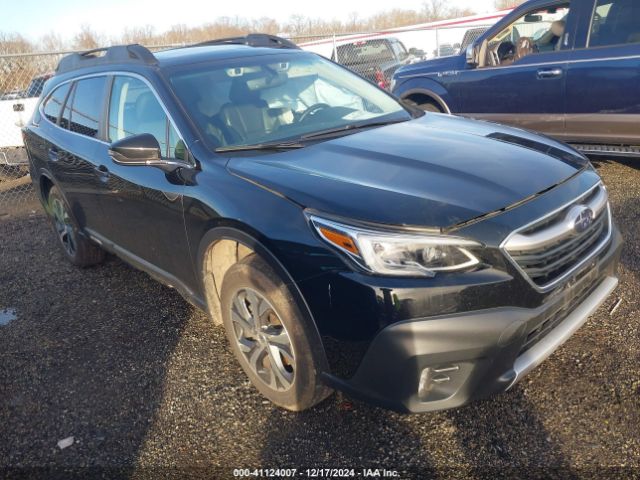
[506,275,618,390]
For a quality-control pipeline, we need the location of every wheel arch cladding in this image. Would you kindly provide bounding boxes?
[197,225,331,374]
[39,172,55,202]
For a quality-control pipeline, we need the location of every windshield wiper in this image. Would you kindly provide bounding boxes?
[301,118,409,140]
[215,118,410,151]
[215,141,305,153]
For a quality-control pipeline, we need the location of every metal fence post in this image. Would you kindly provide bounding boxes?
[332,33,337,61]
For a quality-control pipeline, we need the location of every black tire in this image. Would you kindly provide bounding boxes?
[46,186,105,267]
[220,254,332,411]
[417,101,443,113]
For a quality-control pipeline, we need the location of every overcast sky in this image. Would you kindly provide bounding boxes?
[3,0,499,42]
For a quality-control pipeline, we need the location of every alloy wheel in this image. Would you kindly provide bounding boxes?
[50,197,76,257]
[230,288,296,391]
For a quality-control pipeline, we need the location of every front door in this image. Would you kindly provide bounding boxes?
[455,2,576,137]
[93,75,194,286]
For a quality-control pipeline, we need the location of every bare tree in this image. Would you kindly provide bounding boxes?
[495,0,526,9]
[72,24,103,50]
[0,32,31,55]
[423,0,447,21]
[252,17,280,35]
[2,3,483,54]
[39,32,67,52]
[121,25,156,45]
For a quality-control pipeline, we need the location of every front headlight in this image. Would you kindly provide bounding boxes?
[309,215,482,277]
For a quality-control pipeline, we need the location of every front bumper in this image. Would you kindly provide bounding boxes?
[322,227,622,413]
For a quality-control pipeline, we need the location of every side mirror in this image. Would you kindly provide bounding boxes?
[466,44,477,66]
[109,133,162,165]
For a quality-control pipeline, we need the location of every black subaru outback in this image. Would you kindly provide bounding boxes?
[23,34,621,413]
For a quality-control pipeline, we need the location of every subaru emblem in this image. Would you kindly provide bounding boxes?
[573,207,594,233]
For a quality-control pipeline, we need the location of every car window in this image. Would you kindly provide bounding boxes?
[483,3,570,67]
[336,40,395,65]
[60,83,75,130]
[26,76,50,98]
[108,76,180,160]
[168,53,409,151]
[69,77,106,138]
[391,41,408,60]
[589,0,640,47]
[42,83,71,125]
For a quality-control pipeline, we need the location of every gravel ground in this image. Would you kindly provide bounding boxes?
[0,159,638,479]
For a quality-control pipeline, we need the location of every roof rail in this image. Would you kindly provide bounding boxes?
[194,34,300,50]
[56,44,158,74]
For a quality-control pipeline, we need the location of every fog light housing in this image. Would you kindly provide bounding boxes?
[418,365,461,401]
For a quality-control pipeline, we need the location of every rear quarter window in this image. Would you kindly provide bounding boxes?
[42,83,71,124]
[68,77,107,138]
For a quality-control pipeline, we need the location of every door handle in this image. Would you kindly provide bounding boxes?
[48,147,59,162]
[537,68,563,79]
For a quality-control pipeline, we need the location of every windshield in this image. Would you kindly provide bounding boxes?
[168,53,409,151]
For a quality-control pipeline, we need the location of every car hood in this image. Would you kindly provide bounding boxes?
[227,114,589,229]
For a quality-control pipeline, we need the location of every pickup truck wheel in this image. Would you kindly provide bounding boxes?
[416,101,443,113]
[220,254,332,411]
[46,186,105,267]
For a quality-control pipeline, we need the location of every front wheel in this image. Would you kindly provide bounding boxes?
[46,186,105,267]
[220,254,332,411]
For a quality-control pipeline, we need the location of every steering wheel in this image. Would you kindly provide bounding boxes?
[298,103,331,123]
[497,41,516,63]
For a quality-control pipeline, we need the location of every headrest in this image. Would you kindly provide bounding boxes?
[551,20,565,37]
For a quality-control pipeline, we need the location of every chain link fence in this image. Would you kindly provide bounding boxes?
[0,52,57,212]
[0,23,496,215]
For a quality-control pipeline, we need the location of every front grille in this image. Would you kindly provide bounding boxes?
[503,183,611,290]
[518,271,601,356]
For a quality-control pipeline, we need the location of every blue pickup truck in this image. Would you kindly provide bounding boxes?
[392,0,640,157]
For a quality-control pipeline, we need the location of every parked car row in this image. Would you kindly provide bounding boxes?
[391,0,640,158]
[331,38,420,89]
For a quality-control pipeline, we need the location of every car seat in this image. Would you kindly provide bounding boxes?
[219,79,276,142]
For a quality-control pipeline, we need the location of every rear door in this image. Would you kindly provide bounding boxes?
[51,76,112,234]
[564,0,640,145]
[455,1,576,136]
[39,76,111,231]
